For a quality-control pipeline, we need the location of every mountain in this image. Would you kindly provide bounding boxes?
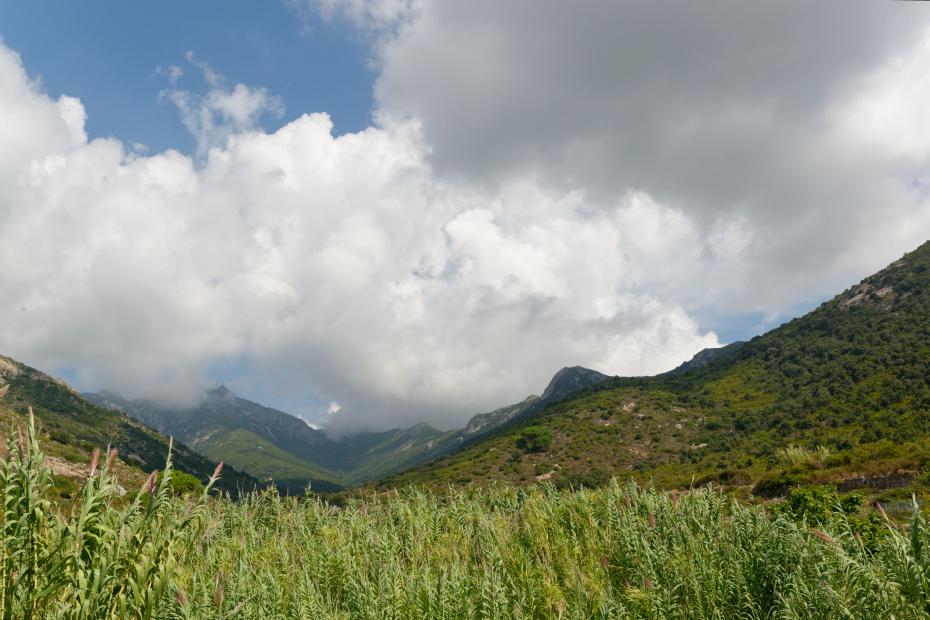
[0,355,257,499]
[462,396,539,437]
[664,341,746,374]
[85,388,342,493]
[86,366,612,490]
[539,366,611,401]
[383,241,930,495]
[87,387,462,489]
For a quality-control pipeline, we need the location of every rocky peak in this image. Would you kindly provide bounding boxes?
[540,366,610,403]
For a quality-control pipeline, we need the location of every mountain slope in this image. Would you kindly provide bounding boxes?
[87,388,457,487]
[86,365,611,488]
[0,356,258,497]
[664,341,746,375]
[384,241,930,494]
[86,388,342,493]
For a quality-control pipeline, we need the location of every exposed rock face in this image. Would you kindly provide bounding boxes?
[462,396,538,436]
[0,355,21,378]
[539,366,610,404]
[840,281,899,310]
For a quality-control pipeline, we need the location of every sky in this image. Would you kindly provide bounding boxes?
[2,1,930,432]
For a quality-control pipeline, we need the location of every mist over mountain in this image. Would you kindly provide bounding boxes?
[84,363,621,489]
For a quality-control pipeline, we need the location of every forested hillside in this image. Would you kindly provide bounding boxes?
[385,242,930,496]
[0,355,257,498]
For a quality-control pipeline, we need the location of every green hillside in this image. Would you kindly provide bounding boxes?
[87,388,342,492]
[0,355,258,498]
[190,427,340,494]
[86,387,546,488]
[86,388,460,488]
[384,241,930,498]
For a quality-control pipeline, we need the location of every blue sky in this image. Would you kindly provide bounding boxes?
[0,1,374,152]
[0,1,377,420]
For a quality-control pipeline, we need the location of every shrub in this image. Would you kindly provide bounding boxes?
[159,470,205,495]
[515,426,553,453]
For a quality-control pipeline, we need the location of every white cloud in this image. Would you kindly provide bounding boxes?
[155,64,184,86]
[0,40,726,430]
[159,53,284,157]
[363,1,930,312]
[288,0,421,36]
[4,2,930,431]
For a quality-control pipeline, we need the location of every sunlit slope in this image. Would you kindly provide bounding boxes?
[385,241,930,492]
[0,355,258,496]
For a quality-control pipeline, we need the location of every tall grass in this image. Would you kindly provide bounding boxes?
[777,445,831,468]
[0,409,220,619]
[2,414,930,618]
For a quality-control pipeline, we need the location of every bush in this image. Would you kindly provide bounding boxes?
[162,470,204,495]
[515,426,553,453]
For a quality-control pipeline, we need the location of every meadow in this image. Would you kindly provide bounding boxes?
[3,413,930,619]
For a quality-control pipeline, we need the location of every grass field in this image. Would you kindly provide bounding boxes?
[4,414,930,619]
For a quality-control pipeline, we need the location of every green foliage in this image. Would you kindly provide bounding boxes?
[6,417,930,617]
[0,357,256,496]
[160,470,204,496]
[777,445,830,468]
[775,485,858,525]
[557,467,612,490]
[0,409,220,618]
[774,485,891,552]
[388,242,930,496]
[515,426,552,453]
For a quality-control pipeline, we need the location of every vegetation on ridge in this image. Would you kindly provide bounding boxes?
[386,242,930,498]
[0,355,256,498]
[4,416,930,618]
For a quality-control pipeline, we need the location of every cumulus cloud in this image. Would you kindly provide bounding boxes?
[362,0,930,311]
[0,40,728,430]
[3,1,930,431]
[159,52,284,157]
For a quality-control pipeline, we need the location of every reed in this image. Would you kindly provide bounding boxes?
[2,414,929,618]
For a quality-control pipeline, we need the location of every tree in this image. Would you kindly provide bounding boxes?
[516,426,553,453]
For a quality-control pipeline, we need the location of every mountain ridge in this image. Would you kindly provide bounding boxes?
[0,355,258,498]
[383,240,930,493]
[85,364,617,489]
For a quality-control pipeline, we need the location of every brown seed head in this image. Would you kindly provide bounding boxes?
[810,528,837,545]
[89,448,101,477]
[214,573,224,608]
[876,502,890,523]
[144,470,158,494]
